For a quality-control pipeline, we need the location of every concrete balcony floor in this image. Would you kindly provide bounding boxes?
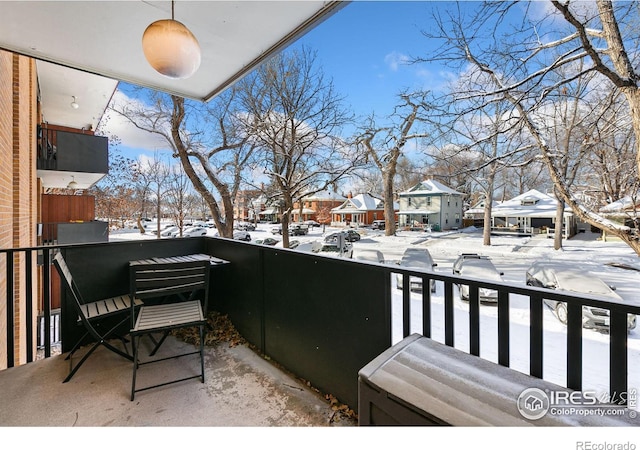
[0,336,357,427]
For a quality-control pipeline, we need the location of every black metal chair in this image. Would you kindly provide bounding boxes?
[52,252,143,383]
[129,256,211,401]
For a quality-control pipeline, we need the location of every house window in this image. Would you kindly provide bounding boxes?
[426,197,431,206]
[455,213,460,224]
[408,198,412,206]
[447,198,450,207]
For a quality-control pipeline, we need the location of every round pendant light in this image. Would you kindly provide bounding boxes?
[142,2,201,79]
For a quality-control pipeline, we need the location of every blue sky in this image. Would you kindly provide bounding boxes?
[108,1,467,160]
[290,1,450,119]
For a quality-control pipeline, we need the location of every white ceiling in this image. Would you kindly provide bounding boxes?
[2,0,346,130]
[1,1,344,101]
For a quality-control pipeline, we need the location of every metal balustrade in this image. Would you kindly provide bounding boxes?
[2,238,639,410]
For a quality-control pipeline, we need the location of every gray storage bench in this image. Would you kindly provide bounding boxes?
[358,333,637,426]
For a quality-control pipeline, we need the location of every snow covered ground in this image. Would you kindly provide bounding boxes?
[111,223,640,398]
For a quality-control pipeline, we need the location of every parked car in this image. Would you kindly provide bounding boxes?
[303,220,320,228]
[160,226,179,237]
[372,220,385,230]
[395,248,438,293]
[270,225,282,235]
[311,240,353,258]
[453,254,503,303]
[452,253,490,275]
[289,224,309,236]
[353,249,385,263]
[233,231,251,241]
[172,226,208,238]
[235,222,256,231]
[525,261,637,332]
[255,238,279,246]
[324,230,361,243]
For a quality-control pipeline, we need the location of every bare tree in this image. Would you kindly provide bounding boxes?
[355,92,430,236]
[107,87,251,238]
[90,150,137,228]
[238,46,356,247]
[164,161,194,236]
[419,0,640,253]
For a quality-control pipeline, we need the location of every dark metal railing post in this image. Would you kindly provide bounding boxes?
[421,277,431,338]
[529,293,544,378]
[42,248,51,358]
[444,281,454,347]
[469,286,480,357]
[6,251,14,367]
[609,310,628,405]
[402,274,410,338]
[497,289,510,367]
[566,302,583,390]
[25,251,33,363]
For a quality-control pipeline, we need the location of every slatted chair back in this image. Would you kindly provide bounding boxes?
[54,252,92,329]
[53,251,140,383]
[129,259,210,318]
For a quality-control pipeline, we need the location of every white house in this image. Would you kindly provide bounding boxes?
[491,189,577,237]
[397,180,464,231]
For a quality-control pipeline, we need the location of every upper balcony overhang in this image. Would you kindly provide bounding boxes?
[0,1,347,104]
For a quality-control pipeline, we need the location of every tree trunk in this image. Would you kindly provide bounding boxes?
[554,194,565,250]
[383,170,396,236]
[483,190,493,246]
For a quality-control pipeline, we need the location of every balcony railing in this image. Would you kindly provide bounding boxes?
[38,221,109,246]
[36,126,108,174]
[2,237,639,412]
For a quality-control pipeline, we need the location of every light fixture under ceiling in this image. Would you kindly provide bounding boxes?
[67,176,78,189]
[70,96,79,109]
[141,0,201,79]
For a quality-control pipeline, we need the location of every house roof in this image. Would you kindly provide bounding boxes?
[302,191,347,202]
[331,193,385,213]
[600,196,640,213]
[492,189,573,218]
[401,179,463,196]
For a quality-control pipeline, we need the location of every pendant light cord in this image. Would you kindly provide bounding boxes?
[171,0,174,20]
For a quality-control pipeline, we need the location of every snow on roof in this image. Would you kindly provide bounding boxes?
[401,179,463,196]
[331,193,384,212]
[491,189,573,218]
[600,196,640,213]
[302,191,347,202]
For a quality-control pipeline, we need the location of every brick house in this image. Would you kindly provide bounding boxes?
[291,191,346,224]
[331,192,396,227]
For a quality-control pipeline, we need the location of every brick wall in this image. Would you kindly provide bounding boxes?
[0,49,38,368]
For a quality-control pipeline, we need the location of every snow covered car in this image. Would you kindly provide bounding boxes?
[310,240,353,258]
[324,230,360,243]
[160,226,179,237]
[452,253,489,275]
[454,256,503,303]
[171,226,208,238]
[395,248,438,293]
[233,231,251,241]
[525,261,636,332]
[353,249,385,263]
[255,237,279,246]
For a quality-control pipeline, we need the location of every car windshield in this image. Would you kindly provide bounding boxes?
[554,271,615,296]
[459,260,501,280]
[400,254,433,269]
